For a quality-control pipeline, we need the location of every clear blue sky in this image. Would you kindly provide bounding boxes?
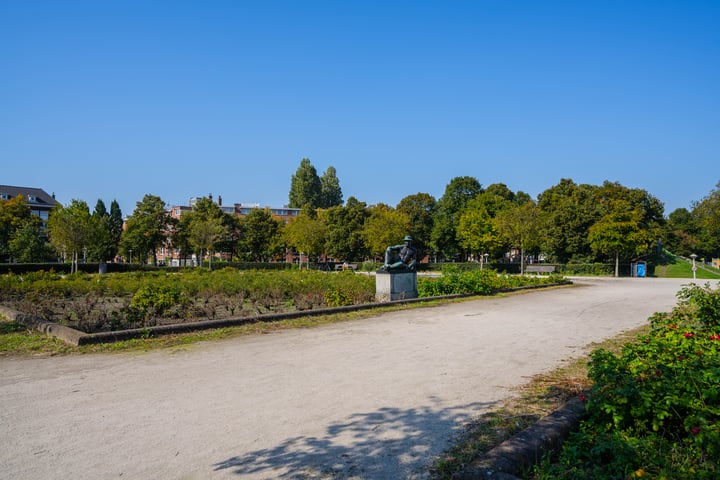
[2,1,718,216]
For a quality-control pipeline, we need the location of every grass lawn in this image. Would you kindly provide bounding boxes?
[653,253,720,279]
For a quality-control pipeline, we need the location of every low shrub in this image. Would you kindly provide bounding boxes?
[418,269,565,297]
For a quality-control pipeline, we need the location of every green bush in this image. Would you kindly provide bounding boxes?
[417,270,564,297]
[535,283,720,479]
[131,283,186,321]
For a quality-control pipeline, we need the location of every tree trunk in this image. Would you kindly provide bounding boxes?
[615,251,619,277]
[520,247,525,274]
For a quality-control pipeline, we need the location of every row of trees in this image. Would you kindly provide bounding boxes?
[1,158,719,271]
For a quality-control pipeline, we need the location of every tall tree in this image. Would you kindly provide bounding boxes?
[189,216,226,270]
[120,194,171,265]
[283,209,326,267]
[692,181,720,258]
[174,197,235,265]
[495,202,542,274]
[537,179,602,263]
[589,200,653,277]
[289,158,322,209]
[87,199,116,262]
[0,195,32,260]
[324,196,369,262]
[362,204,411,260]
[397,193,436,260]
[109,200,124,251]
[48,200,94,272]
[457,205,499,265]
[9,218,54,262]
[665,208,700,257]
[430,176,483,260]
[238,208,282,262]
[319,166,343,208]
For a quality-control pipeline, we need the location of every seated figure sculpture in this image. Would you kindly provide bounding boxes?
[381,235,417,272]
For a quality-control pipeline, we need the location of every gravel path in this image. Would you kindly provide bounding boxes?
[1,277,709,480]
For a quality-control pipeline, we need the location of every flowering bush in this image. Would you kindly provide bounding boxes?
[535,283,720,478]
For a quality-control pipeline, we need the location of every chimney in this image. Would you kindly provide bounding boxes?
[218,195,222,206]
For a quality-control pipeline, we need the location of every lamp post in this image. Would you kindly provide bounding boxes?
[690,253,697,281]
[129,249,133,264]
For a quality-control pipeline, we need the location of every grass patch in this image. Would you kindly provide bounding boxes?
[652,252,720,279]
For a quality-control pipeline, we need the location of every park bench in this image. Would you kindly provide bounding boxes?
[334,263,358,271]
[525,264,556,274]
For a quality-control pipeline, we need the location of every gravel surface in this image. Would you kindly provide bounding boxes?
[1,277,711,480]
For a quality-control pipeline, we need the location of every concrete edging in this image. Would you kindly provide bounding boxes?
[452,396,587,479]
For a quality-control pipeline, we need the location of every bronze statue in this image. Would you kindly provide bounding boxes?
[381,235,417,272]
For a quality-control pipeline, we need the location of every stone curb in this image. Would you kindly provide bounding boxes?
[452,396,587,479]
[0,282,569,346]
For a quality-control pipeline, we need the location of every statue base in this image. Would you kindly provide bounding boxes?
[375,271,418,302]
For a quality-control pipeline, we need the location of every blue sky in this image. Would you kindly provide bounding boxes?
[2,1,718,216]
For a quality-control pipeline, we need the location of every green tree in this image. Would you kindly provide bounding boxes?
[362,204,410,260]
[174,197,236,265]
[9,218,54,263]
[665,208,700,257]
[397,192,436,260]
[109,200,124,253]
[283,210,326,267]
[87,199,117,262]
[319,166,343,208]
[495,202,542,274]
[537,179,602,263]
[692,181,720,258]
[120,194,171,265]
[0,195,33,260]
[48,200,94,272]
[289,158,322,209]
[324,196,369,262]
[238,208,282,262]
[589,200,654,277]
[190,216,226,270]
[457,205,499,266]
[430,176,483,260]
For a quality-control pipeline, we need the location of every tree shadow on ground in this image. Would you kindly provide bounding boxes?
[214,399,495,479]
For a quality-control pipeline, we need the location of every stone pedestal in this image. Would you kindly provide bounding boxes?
[375,271,418,302]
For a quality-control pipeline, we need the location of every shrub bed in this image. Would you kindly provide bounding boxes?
[0,268,566,335]
[533,283,720,479]
[418,267,566,297]
[0,269,375,333]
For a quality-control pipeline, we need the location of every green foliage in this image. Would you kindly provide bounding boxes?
[319,165,343,208]
[130,283,186,320]
[396,193,436,259]
[417,269,564,297]
[431,176,483,260]
[535,283,720,479]
[120,194,171,265]
[238,208,282,262]
[361,204,410,259]
[288,158,322,209]
[324,197,370,262]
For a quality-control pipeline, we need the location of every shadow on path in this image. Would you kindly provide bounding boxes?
[214,399,494,479]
